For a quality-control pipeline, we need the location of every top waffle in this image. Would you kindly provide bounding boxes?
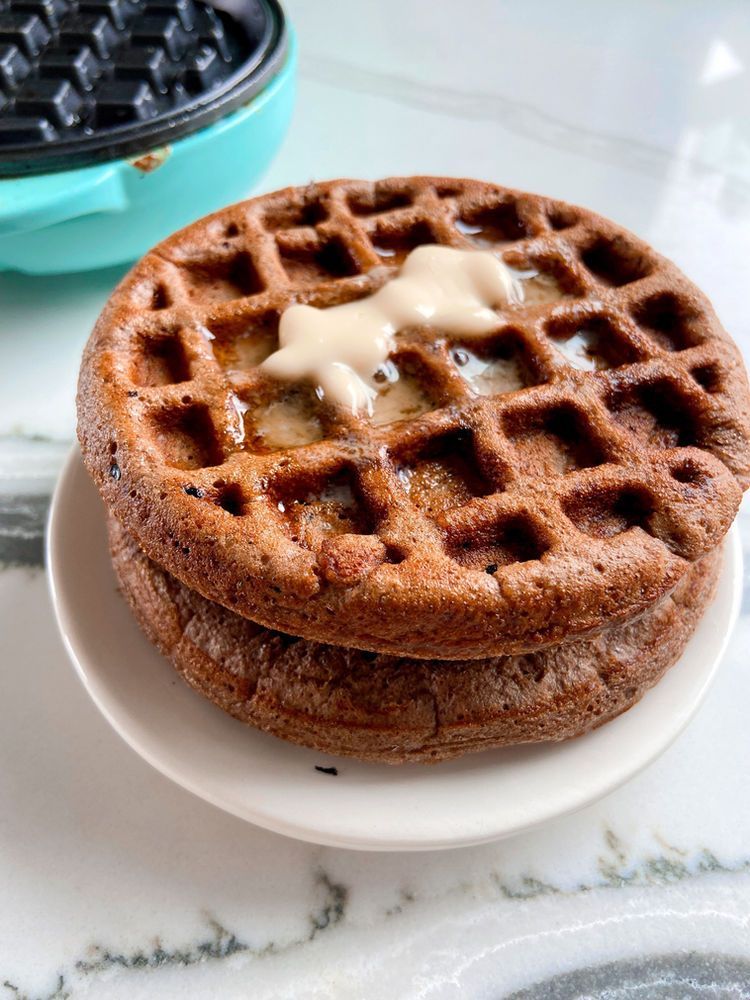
[77,176,750,659]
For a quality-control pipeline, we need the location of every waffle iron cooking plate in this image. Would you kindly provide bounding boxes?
[0,0,294,273]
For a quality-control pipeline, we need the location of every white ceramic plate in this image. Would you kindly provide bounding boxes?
[48,449,742,851]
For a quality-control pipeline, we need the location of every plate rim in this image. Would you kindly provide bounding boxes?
[47,446,743,851]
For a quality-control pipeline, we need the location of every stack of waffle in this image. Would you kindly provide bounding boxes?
[77,176,750,763]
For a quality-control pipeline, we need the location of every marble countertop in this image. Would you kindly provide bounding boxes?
[1,1,749,995]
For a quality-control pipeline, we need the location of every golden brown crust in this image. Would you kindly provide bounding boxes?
[78,177,749,659]
[109,515,722,764]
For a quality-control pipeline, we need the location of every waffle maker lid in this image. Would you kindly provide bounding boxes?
[0,0,286,176]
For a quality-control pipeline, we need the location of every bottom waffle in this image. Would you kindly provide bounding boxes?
[108,516,721,765]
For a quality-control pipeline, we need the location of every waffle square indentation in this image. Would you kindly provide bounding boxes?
[545,314,642,371]
[132,331,190,386]
[278,236,361,285]
[504,404,608,476]
[455,199,529,245]
[580,236,652,287]
[448,512,549,571]
[394,430,492,518]
[631,291,703,351]
[563,485,655,539]
[606,379,697,450]
[179,251,264,302]
[149,403,222,469]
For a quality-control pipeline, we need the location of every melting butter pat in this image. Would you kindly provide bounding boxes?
[261,244,522,414]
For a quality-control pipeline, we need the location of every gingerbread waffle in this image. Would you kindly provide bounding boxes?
[108,515,722,764]
[78,177,750,659]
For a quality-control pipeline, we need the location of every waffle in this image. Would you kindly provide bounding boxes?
[108,515,722,764]
[77,176,750,659]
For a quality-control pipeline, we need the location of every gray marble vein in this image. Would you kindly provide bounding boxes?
[0,871,347,1000]
[508,953,750,999]
[0,494,49,567]
[2,977,67,1000]
[2,833,748,999]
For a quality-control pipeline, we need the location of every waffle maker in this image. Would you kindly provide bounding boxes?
[0,0,294,272]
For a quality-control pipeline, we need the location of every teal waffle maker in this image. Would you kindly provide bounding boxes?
[0,0,295,273]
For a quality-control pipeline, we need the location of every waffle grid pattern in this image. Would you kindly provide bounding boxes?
[0,0,268,159]
[81,177,750,656]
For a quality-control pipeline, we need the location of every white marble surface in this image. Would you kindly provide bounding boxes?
[1,1,750,996]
